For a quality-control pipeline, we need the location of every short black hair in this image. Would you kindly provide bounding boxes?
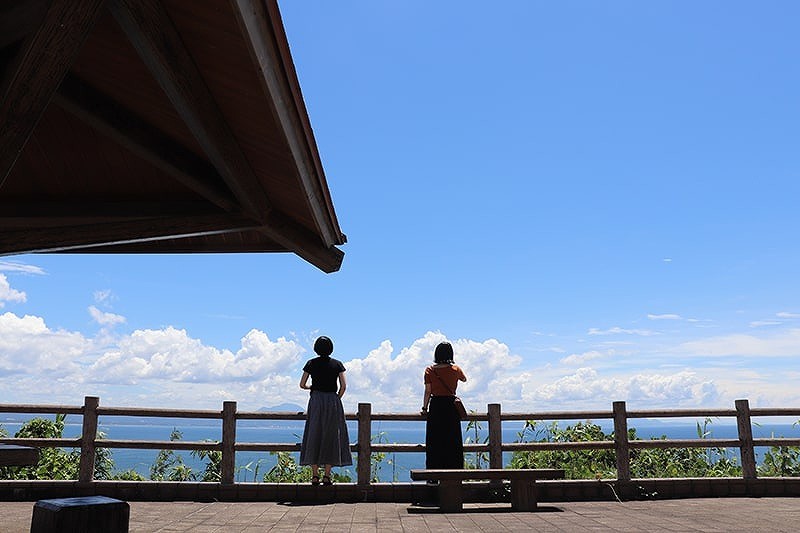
[434,341,454,364]
[314,336,334,357]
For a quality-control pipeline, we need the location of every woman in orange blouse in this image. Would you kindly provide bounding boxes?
[421,341,467,470]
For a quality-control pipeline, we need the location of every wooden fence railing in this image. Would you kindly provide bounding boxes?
[2,397,800,486]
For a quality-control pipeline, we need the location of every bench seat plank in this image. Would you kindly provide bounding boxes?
[410,469,565,512]
[410,468,564,480]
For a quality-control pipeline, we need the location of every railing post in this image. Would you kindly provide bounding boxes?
[79,396,99,482]
[488,403,502,489]
[613,401,631,482]
[222,401,237,484]
[736,398,757,479]
[357,403,371,487]
[488,403,502,470]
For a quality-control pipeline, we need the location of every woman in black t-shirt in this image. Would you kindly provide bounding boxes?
[299,336,353,485]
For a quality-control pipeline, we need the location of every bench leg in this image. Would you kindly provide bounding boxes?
[510,480,538,511]
[437,479,463,512]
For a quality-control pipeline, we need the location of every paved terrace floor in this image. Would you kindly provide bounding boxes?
[2,498,800,532]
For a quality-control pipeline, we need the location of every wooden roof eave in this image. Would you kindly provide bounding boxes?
[0,0,345,273]
[233,0,346,247]
[108,0,343,271]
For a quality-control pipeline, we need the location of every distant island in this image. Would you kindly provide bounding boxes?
[258,403,305,413]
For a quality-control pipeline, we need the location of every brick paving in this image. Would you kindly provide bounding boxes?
[3,498,800,531]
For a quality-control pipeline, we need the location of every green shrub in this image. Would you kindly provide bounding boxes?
[509,418,742,479]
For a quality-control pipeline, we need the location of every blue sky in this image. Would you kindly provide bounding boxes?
[2,1,800,414]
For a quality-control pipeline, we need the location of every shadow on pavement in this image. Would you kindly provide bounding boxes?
[407,504,563,514]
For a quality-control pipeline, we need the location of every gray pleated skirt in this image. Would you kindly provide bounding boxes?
[300,391,353,466]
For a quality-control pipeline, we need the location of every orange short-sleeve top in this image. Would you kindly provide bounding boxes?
[424,364,466,396]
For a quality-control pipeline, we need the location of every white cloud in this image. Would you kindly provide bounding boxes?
[343,331,521,411]
[648,314,682,321]
[777,312,800,319]
[0,274,26,307]
[531,367,717,406]
[246,374,306,409]
[0,312,88,374]
[4,326,520,411]
[3,312,799,413]
[679,329,800,358]
[560,350,607,365]
[87,327,303,385]
[588,327,657,336]
[88,305,126,327]
[0,261,45,275]
[749,320,782,328]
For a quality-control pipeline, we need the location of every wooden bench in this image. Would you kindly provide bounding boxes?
[410,468,565,512]
[0,444,39,466]
[30,496,130,533]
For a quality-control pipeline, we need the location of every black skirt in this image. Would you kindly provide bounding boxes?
[425,395,464,469]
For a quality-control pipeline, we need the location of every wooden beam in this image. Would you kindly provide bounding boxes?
[108,0,270,221]
[64,240,286,254]
[231,0,342,247]
[0,207,343,269]
[0,199,222,228]
[0,214,261,255]
[81,220,344,273]
[109,0,344,272]
[0,0,50,50]
[54,76,239,212]
[260,210,344,273]
[0,0,107,189]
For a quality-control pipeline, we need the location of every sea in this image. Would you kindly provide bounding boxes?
[3,414,800,482]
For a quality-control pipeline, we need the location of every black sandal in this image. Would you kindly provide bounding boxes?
[311,476,320,486]
[322,475,333,486]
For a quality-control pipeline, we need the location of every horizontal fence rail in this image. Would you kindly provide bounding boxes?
[2,397,800,486]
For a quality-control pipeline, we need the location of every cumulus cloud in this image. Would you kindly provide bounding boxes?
[343,331,521,411]
[531,367,717,406]
[0,312,88,374]
[4,325,518,410]
[87,327,303,385]
[0,274,26,307]
[588,327,657,336]
[0,314,789,412]
[89,305,126,327]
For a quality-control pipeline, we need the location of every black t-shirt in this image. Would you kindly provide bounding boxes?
[303,356,346,393]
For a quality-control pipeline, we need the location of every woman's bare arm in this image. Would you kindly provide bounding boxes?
[421,382,432,414]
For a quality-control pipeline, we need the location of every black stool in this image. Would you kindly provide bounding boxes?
[31,495,129,533]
